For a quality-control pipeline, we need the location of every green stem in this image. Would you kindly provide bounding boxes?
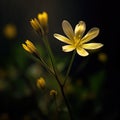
[63,51,76,87]
[60,86,73,120]
[41,35,73,120]
[54,95,59,120]
[34,52,54,76]
[42,36,62,86]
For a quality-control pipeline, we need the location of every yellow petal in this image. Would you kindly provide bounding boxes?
[76,47,89,56]
[82,43,103,49]
[30,18,41,31]
[25,40,36,52]
[75,21,86,39]
[22,44,32,53]
[38,11,48,26]
[62,20,74,40]
[54,34,73,44]
[81,27,100,44]
[62,45,75,52]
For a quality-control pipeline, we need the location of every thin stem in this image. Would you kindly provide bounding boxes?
[40,35,73,119]
[42,36,62,86]
[60,86,73,120]
[54,95,59,120]
[63,51,76,87]
[34,52,54,76]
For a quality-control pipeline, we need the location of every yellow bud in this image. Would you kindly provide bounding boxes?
[30,18,41,31]
[50,90,57,96]
[37,77,46,89]
[22,44,32,53]
[25,40,36,52]
[22,40,37,54]
[38,12,48,27]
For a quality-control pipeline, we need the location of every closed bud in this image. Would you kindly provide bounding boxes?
[38,11,48,34]
[37,77,46,89]
[50,90,57,96]
[22,40,37,54]
[38,12,48,27]
[30,18,41,31]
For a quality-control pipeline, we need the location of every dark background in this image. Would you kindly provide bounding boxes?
[0,0,119,120]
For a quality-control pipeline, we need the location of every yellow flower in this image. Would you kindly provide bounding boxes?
[30,11,48,35]
[38,11,48,28]
[50,90,57,96]
[54,20,103,57]
[37,77,46,89]
[30,18,41,31]
[22,40,37,54]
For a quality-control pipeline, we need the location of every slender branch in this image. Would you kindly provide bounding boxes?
[34,52,55,76]
[42,36,62,86]
[63,51,76,87]
[54,95,59,120]
[40,35,73,119]
[60,86,73,120]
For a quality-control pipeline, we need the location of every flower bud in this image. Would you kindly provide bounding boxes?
[30,18,42,32]
[38,11,48,34]
[22,40,37,54]
[37,77,46,89]
[50,90,57,96]
[38,12,48,27]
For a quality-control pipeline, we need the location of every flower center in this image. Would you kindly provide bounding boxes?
[74,37,81,48]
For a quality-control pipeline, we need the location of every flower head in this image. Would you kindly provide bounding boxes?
[54,20,103,57]
[37,77,46,89]
[50,90,57,96]
[38,11,48,28]
[30,18,41,31]
[22,40,37,54]
[30,11,48,35]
